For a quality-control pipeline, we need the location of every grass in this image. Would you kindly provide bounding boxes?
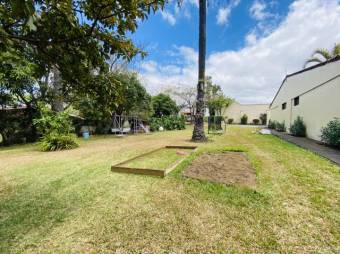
[0,126,339,253]
[121,148,192,170]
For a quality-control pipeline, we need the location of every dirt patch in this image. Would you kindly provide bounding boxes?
[183,152,256,188]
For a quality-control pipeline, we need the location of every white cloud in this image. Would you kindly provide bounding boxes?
[217,7,231,25]
[249,0,271,20]
[245,31,257,45]
[160,10,176,25]
[140,0,340,103]
[216,0,241,25]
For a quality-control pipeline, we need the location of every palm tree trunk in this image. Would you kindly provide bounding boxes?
[192,0,207,141]
[51,66,64,112]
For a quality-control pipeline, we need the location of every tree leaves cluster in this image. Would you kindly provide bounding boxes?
[0,0,167,107]
[205,76,233,116]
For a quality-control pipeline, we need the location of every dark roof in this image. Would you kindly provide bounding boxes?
[270,56,340,107]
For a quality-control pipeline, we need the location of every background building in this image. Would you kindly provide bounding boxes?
[269,56,340,141]
[223,102,269,124]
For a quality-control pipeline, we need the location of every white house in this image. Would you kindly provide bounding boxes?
[223,101,269,124]
[269,56,340,141]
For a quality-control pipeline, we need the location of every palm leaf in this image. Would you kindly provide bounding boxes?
[304,57,323,68]
[332,43,340,56]
[312,48,332,60]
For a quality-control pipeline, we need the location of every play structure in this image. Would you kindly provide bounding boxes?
[208,116,226,134]
[111,114,149,135]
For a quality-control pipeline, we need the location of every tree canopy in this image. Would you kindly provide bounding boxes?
[152,93,179,117]
[0,0,167,101]
[205,76,233,116]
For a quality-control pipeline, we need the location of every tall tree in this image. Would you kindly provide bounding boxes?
[0,0,167,109]
[304,43,340,68]
[192,0,207,141]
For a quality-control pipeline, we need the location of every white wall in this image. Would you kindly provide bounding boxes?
[270,59,340,140]
[224,102,269,124]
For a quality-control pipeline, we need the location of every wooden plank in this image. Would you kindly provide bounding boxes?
[164,158,186,175]
[165,145,197,150]
[111,166,165,177]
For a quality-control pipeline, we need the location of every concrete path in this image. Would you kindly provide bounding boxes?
[271,130,340,166]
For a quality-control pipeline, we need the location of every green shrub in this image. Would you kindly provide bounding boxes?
[228,118,234,124]
[321,118,340,149]
[40,133,78,151]
[240,114,248,125]
[33,108,78,151]
[268,120,276,129]
[208,116,224,131]
[253,119,260,125]
[149,116,185,132]
[259,113,267,125]
[275,121,286,132]
[290,116,306,137]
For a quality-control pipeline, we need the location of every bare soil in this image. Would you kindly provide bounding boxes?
[183,152,256,188]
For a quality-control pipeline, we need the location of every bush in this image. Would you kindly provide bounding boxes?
[268,120,276,129]
[260,113,267,125]
[321,118,340,148]
[290,116,306,137]
[228,118,234,124]
[240,114,248,125]
[150,116,185,132]
[253,119,260,125]
[40,133,78,151]
[275,121,286,132]
[208,116,224,131]
[33,109,78,151]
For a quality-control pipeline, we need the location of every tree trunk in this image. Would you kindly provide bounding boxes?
[51,66,64,112]
[192,0,207,141]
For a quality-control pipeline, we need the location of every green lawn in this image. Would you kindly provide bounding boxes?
[0,127,339,253]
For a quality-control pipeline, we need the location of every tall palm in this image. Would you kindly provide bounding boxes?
[192,0,207,141]
[304,43,340,68]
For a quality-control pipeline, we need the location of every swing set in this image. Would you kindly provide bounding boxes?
[111,114,149,135]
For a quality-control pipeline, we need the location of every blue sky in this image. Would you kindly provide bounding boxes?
[130,0,340,103]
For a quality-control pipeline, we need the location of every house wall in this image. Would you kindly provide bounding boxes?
[224,102,269,124]
[269,60,340,140]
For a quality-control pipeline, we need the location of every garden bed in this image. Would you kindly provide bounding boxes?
[183,152,256,187]
[111,145,197,177]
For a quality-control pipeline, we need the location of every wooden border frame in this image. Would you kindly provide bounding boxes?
[111,145,197,177]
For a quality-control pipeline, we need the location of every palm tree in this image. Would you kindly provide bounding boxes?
[304,43,340,68]
[192,0,207,141]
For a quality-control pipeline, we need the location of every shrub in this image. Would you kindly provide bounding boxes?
[228,118,234,124]
[149,116,185,132]
[268,120,276,129]
[240,114,248,125]
[321,118,340,148]
[290,116,306,137]
[40,133,78,151]
[259,113,267,125]
[275,121,286,132]
[208,116,224,131]
[253,119,260,125]
[33,109,78,151]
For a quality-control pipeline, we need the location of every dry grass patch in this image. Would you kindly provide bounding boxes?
[183,152,256,188]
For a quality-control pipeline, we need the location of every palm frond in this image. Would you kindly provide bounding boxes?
[304,57,323,68]
[312,48,332,60]
[332,43,340,56]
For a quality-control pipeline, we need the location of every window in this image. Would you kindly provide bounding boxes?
[294,96,299,106]
[282,102,287,110]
